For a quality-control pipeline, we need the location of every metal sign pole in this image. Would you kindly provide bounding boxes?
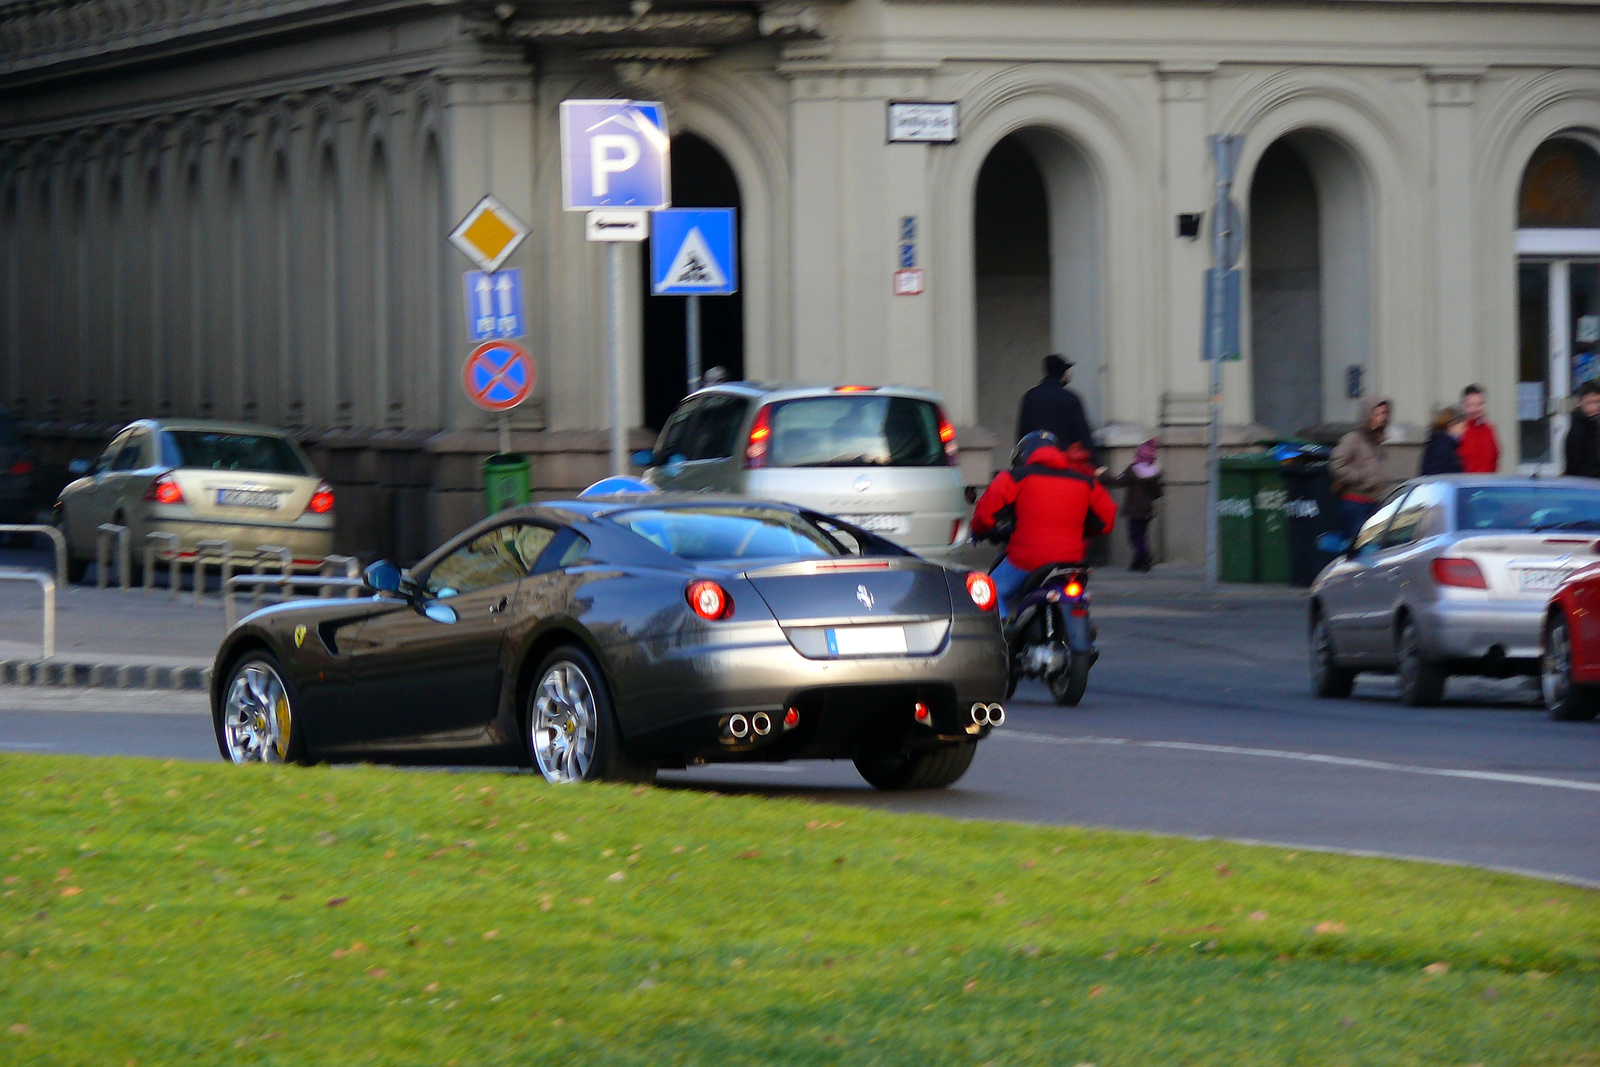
[686,294,702,394]
[497,411,511,456]
[1204,134,1239,588]
[607,241,627,476]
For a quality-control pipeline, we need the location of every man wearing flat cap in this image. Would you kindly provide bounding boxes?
[1016,353,1094,455]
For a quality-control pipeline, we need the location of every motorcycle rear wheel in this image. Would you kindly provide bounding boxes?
[1050,657,1090,706]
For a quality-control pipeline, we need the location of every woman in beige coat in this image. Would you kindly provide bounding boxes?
[1330,398,1391,539]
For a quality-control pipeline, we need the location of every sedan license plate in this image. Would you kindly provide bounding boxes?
[1517,568,1568,592]
[841,513,910,535]
[216,488,282,510]
[826,625,908,657]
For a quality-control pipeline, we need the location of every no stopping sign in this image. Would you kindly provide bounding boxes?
[462,340,536,412]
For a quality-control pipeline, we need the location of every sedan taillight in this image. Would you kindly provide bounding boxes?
[1432,557,1487,589]
[143,474,184,505]
[7,459,34,476]
[307,482,335,515]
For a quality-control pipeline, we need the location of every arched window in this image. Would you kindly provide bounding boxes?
[1519,138,1600,229]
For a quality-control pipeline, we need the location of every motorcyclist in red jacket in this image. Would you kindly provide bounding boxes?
[970,431,1118,617]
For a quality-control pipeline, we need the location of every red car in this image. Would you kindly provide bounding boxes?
[1541,564,1600,721]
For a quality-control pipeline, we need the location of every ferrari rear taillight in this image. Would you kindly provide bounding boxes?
[143,474,184,505]
[686,580,734,620]
[743,405,772,469]
[937,407,958,463]
[307,482,335,515]
[7,459,34,476]
[966,571,998,611]
[1432,557,1487,589]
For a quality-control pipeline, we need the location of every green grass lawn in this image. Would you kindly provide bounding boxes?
[0,754,1596,1066]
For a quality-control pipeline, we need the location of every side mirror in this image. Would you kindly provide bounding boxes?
[363,559,404,594]
[1316,532,1353,557]
[423,602,458,624]
[630,449,655,468]
[68,458,90,476]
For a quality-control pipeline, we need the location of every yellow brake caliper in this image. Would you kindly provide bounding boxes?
[273,695,291,758]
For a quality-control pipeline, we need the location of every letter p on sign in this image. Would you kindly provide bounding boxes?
[560,99,671,211]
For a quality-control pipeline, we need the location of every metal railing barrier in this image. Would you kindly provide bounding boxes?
[192,539,233,605]
[223,574,368,630]
[144,532,179,597]
[319,554,361,597]
[0,566,56,659]
[0,524,68,586]
[96,523,131,591]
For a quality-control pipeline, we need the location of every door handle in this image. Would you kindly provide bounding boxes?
[489,596,508,615]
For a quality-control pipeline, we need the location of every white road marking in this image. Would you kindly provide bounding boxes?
[0,741,55,749]
[995,730,1600,793]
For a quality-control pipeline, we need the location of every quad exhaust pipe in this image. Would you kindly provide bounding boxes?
[728,714,750,739]
[751,712,773,736]
[970,702,1005,727]
[723,712,774,742]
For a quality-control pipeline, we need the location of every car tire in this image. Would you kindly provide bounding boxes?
[215,650,308,765]
[1049,658,1091,706]
[1543,615,1600,722]
[854,739,977,790]
[1396,618,1446,707]
[1310,616,1356,698]
[526,646,655,785]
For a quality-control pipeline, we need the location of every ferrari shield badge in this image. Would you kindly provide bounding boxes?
[294,624,307,648]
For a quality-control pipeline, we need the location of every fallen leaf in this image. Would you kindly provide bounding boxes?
[368,968,388,979]
[59,887,81,898]
[1526,970,1550,980]
[632,786,648,796]
[737,850,760,859]
[730,957,745,969]
[1020,859,1037,869]
[1247,910,1269,922]
[1039,997,1054,1007]
[8,1023,30,1035]
[1215,863,1232,878]
[607,872,625,883]
[1314,922,1346,935]
[671,845,685,854]
[539,894,553,912]
[963,979,978,993]
[1337,1016,1357,1030]
[1423,961,1450,975]
[1088,985,1105,999]
[636,977,658,990]
[551,832,569,843]
[350,942,368,954]
[1482,987,1499,1000]
[483,930,499,941]
[326,897,348,908]
[514,842,529,853]
[330,949,346,959]
[424,982,440,993]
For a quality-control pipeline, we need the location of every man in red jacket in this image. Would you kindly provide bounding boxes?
[971,432,1118,617]
[1457,384,1501,473]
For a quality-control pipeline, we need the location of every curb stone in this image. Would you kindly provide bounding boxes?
[0,660,211,691]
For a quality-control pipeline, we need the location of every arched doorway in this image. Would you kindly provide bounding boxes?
[1247,131,1370,436]
[972,129,1101,445]
[1515,134,1600,469]
[641,132,744,430]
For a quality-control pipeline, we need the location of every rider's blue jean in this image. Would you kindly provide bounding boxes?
[991,556,1030,619]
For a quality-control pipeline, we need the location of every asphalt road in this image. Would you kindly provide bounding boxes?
[2,592,1597,886]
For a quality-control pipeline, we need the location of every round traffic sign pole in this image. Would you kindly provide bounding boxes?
[462,340,536,413]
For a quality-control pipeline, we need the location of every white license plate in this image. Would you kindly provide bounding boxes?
[216,488,282,510]
[826,625,908,656]
[841,513,910,535]
[1517,568,1568,592]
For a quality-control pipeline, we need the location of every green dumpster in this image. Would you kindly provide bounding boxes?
[482,453,532,514]
[1216,453,1291,584]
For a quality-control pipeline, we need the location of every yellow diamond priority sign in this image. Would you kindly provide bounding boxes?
[449,195,529,273]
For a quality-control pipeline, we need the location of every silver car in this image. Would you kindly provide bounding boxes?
[55,420,335,583]
[639,383,970,559]
[1310,475,1600,705]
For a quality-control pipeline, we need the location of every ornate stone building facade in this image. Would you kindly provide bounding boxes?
[3,0,1598,562]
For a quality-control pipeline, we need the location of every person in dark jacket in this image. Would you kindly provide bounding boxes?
[1103,438,1163,572]
[1016,354,1094,454]
[1564,381,1600,479]
[1419,407,1466,476]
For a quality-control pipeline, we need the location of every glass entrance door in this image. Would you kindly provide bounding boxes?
[1518,257,1600,471]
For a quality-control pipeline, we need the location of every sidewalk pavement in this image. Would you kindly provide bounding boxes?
[0,552,1306,691]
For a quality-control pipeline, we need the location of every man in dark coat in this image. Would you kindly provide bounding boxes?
[1017,354,1094,454]
[1565,381,1600,479]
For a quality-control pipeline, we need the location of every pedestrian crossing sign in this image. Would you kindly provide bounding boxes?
[650,208,737,296]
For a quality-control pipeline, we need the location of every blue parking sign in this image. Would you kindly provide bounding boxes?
[560,100,671,211]
[462,269,524,341]
[651,209,737,296]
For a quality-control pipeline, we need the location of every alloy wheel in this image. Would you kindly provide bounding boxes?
[1543,618,1572,710]
[531,661,598,784]
[222,661,292,764]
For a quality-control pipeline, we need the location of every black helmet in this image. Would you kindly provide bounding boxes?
[1011,430,1057,468]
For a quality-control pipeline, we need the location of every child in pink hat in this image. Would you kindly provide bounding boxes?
[1103,438,1163,572]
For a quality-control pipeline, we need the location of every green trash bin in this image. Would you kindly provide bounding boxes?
[1216,453,1291,583]
[482,453,532,514]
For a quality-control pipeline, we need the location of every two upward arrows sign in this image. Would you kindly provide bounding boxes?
[463,269,524,341]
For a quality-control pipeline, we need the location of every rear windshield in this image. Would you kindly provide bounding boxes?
[0,411,18,447]
[1456,485,1600,531]
[612,506,840,562]
[163,431,308,475]
[765,395,948,468]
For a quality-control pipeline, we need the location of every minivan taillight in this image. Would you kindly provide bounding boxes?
[143,474,184,505]
[8,459,34,476]
[937,407,958,464]
[744,405,772,469]
[1431,557,1487,589]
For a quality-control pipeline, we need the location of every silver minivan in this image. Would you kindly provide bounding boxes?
[638,383,970,558]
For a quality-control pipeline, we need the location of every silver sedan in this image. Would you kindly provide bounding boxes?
[1309,475,1600,705]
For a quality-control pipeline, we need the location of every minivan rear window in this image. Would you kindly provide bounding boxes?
[1457,485,1600,531]
[764,395,947,468]
[164,431,308,475]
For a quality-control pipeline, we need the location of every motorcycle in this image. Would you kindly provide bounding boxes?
[990,556,1099,706]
